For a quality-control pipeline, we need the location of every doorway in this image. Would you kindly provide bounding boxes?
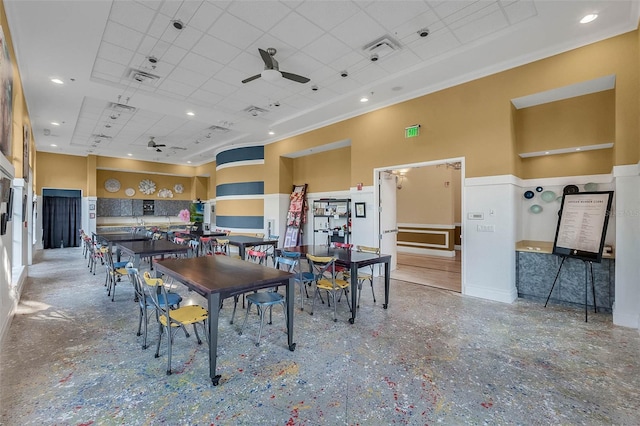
[42,189,81,249]
[374,158,464,293]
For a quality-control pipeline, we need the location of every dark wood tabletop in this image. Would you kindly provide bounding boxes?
[155,255,293,299]
[154,255,295,385]
[225,235,279,259]
[117,239,189,257]
[93,232,149,243]
[280,245,392,323]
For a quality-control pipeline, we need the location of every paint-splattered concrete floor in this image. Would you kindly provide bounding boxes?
[1,247,639,425]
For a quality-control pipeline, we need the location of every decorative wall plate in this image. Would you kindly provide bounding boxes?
[524,190,534,199]
[125,188,135,197]
[139,179,156,195]
[174,183,184,194]
[541,190,556,202]
[529,204,543,214]
[104,178,121,193]
[158,188,174,198]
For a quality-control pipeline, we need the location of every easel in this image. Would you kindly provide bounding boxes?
[544,256,597,322]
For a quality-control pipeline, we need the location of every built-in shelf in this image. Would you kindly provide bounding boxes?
[518,142,613,158]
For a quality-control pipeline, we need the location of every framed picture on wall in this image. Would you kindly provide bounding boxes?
[0,25,14,161]
[355,202,366,218]
[23,124,30,182]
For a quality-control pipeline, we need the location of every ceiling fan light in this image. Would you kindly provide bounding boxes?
[262,69,281,82]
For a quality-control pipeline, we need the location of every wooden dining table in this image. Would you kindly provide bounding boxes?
[116,239,190,271]
[226,235,279,260]
[281,245,392,324]
[154,255,296,386]
[92,231,150,261]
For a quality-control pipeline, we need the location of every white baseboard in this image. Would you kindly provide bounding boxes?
[397,246,455,257]
[464,282,517,303]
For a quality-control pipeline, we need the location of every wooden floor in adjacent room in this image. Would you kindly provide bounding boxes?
[392,251,462,292]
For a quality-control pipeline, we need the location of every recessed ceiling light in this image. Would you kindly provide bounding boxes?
[127,153,133,156]
[268,130,275,135]
[51,122,60,126]
[51,78,64,84]
[576,148,581,151]
[187,161,192,164]
[50,144,57,147]
[544,151,550,155]
[580,14,598,24]
[187,111,195,116]
[360,96,369,103]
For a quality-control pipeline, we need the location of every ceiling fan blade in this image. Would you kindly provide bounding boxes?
[156,144,166,147]
[258,48,274,69]
[242,74,262,84]
[281,71,310,84]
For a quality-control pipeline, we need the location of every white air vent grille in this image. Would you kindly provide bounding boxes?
[128,69,161,85]
[363,35,400,60]
[244,105,269,117]
[109,102,136,113]
[208,125,231,133]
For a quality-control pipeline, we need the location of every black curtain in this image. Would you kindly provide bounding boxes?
[43,196,81,249]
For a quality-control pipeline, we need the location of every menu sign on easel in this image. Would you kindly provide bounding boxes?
[552,191,614,263]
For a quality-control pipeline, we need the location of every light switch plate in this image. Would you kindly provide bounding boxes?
[477,224,495,232]
[468,212,484,220]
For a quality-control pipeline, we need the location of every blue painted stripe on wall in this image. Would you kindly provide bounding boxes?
[216,181,264,196]
[216,146,264,166]
[43,189,81,198]
[217,216,264,229]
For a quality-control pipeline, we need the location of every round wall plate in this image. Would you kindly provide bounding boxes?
[174,183,184,194]
[125,188,135,197]
[524,190,534,199]
[104,178,121,193]
[563,184,579,194]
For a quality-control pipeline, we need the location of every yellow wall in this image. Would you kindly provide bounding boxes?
[1,2,32,186]
[396,165,456,225]
[36,152,87,193]
[30,27,640,198]
[96,169,193,199]
[292,147,350,193]
[265,30,639,189]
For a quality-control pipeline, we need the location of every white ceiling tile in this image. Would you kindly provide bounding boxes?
[228,51,265,76]
[364,1,432,31]
[188,89,225,107]
[331,10,387,50]
[166,67,210,88]
[201,78,239,97]
[267,12,325,50]
[391,10,443,41]
[175,1,206,24]
[207,13,264,50]
[432,1,478,20]
[503,0,538,24]
[179,52,224,75]
[109,1,156,33]
[378,49,422,74]
[188,2,224,32]
[408,27,461,61]
[160,45,189,65]
[96,42,135,67]
[213,66,245,88]
[153,88,189,102]
[304,33,353,66]
[450,6,508,44]
[295,0,361,31]
[173,26,205,51]
[227,1,293,32]
[92,58,128,79]
[157,1,181,18]
[192,34,241,64]
[102,22,145,51]
[329,52,369,75]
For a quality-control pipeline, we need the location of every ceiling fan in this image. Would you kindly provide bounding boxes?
[147,136,165,152]
[242,48,310,84]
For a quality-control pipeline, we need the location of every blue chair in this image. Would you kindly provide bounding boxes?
[126,267,183,350]
[281,250,315,311]
[239,256,289,346]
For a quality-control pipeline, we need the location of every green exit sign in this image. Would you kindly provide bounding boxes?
[405,124,420,138]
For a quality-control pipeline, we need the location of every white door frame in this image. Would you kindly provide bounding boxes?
[373,156,466,294]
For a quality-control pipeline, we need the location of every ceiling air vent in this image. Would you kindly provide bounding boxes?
[208,125,231,134]
[108,102,136,113]
[244,105,269,117]
[362,35,400,61]
[91,133,112,139]
[128,68,161,85]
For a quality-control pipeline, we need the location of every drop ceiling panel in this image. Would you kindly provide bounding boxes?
[208,13,264,50]
[267,12,325,49]
[294,1,360,31]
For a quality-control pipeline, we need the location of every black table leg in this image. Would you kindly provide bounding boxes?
[285,277,296,351]
[349,262,358,324]
[208,292,221,385]
[383,260,390,309]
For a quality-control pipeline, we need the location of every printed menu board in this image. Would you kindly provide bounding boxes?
[552,191,613,262]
